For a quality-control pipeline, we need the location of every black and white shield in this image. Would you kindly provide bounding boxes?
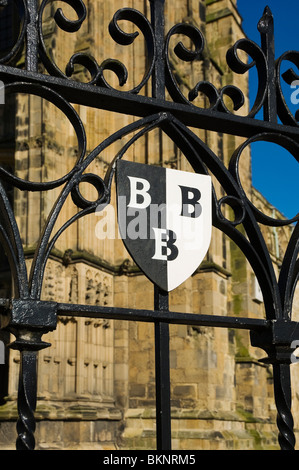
[116,160,212,292]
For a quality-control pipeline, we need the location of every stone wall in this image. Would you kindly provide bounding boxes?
[0,0,298,451]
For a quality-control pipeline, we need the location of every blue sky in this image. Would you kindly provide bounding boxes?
[236,0,299,220]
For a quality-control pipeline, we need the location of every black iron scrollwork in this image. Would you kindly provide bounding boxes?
[164,23,204,104]
[38,2,156,92]
[0,0,28,65]
[165,22,268,117]
[0,1,295,127]
[4,82,86,191]
[0,0,298,452]
[38,0,87,78]
[226,38,268,117]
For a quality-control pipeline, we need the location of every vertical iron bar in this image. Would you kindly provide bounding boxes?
[149,0,166,99]
[149,0,171,451]
[258,6,277,123]
[273,363,296,450]
[16,350,38,450]
[26,0,39,72]
[154,285,171,450]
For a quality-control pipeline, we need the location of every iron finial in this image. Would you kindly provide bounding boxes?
[258,5,274,34]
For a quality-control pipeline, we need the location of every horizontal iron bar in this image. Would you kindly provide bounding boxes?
[56,302,269,331]
[1,66,299,141]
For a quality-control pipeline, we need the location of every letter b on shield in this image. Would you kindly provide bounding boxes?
[116,160,212,292]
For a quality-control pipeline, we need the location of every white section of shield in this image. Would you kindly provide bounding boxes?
[166,169,212,291]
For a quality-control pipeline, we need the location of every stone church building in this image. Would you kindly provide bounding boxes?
[0,0,298,450]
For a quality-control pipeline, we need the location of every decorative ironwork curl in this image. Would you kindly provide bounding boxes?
[164,20,268,118]
[189,82,246,114]
[0,0,28,65]
[278,222,299,320]
[70,173,107,210]
[0,178,28,298]
[53,0,86,33]
[38,2,155,93]
[217,196,246,227]
[164,23,204,104]
[105,8,156,93]
[226,38,268,117]
[161,117,281,321]
[28,112,166,300]
[3,82,86,191]
[229,133,299,227]
[38,0,87,78]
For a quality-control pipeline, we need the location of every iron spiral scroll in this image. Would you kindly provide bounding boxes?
[0,0,297,450]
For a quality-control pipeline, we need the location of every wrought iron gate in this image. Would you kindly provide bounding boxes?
[0,0,298,451]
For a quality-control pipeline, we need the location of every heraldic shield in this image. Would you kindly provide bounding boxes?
[116,160,212,292]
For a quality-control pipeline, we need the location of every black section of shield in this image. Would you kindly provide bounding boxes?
[116,160,168,291]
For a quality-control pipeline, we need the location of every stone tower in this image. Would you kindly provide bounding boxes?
[0,0,298,450]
